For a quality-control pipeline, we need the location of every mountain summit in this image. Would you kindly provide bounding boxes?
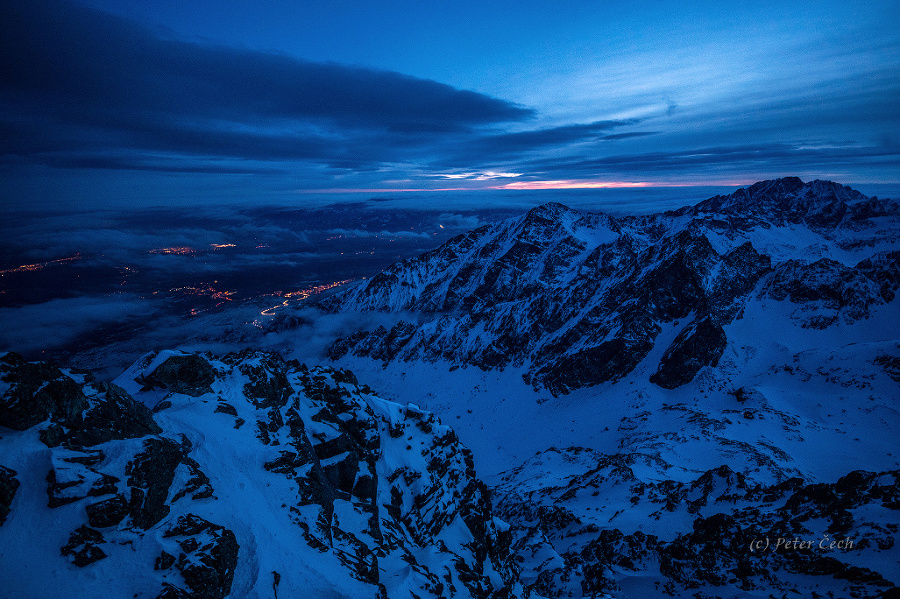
[324,178,899,394]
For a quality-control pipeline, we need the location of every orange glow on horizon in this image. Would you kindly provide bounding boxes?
[294,179,760,194]
[295,187,473,193]
[294,179,762,194]
[490,180,653,190]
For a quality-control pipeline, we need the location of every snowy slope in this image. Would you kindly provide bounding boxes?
[317,178,900,597]
[0,349,524,599]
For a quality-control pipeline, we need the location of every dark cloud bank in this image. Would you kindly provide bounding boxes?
[0,0,532,175]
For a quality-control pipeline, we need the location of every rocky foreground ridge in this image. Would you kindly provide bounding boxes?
[494,448,900,598]
[0,349,522,598]
[324,177,899,394]
[2,347,898,599]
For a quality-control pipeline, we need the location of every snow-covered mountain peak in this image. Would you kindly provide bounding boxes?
[325,179,898,395]
[693,177,889,228]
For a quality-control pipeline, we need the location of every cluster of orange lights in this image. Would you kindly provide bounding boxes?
[0,253,82,275]
[148,246,196,255]
[170,285,237,316]
[166,285,233,297]
[260,279,354,315]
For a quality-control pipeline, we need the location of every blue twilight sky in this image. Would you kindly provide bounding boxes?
[1,0,898,209]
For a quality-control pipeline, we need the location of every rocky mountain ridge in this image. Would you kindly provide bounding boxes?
[0,349,523,598]
[323,178,899,395]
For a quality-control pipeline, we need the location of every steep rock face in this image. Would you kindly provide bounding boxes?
[0,465,18,525]
[159,514,239,599]
[760,258,886,328]
[141,354,215,397]
[493,447,900,598]
[0,353,230,598]
[323,178,898,394]
[855,250,900,303]
[649,316,727,389]
[0,351,161,446]
[0,352,88,430]
[691,177,871,228]
[0,350,523,599]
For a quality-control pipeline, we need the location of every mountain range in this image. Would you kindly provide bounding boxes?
[1,178,898,598]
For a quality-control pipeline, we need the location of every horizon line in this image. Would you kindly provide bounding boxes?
[293,179,758,194]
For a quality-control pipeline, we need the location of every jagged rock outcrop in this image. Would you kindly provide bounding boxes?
[1,351,161,446]
[0,352,88,430]
[0,465,18,526]
[761,258,886,328]
[0,352,232,597]
[141,354,215,397]
[494,447,900,598]
[649,316,727,388]
[0,350,523,599]
[323,178,898,394]
[160,514,239,599]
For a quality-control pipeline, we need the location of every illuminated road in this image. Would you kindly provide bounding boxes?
[0,254,82,275]
[259,279,354,315]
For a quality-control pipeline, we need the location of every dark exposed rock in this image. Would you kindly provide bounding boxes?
[0,352,87,430]
[856,250,900,303]
[1,350,520,597]
[164,514,239,599]
[0,353,162,449]
[171,456,214,502]
[213,402,237,417]
[164,513,213,537]
[693,177,881,228]
[61,525,107,567]
[39,423,67,447]
[86,494,130,528]
[67,382,162,446]
[322,178,897,395]
[157,583,192,599]
[760,257,888,329]
[650,317,728,389]
[497,452,900,599]
[537,337,654,395]
[874,354,900,382]
[144,354,215,397]
[126,438,187,529]
[221,349,292,410]
[0,464,19,526]
[47,463,119,508]
[156,551,176,570]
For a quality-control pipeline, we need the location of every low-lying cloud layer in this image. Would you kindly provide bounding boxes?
[0,294,156,354]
